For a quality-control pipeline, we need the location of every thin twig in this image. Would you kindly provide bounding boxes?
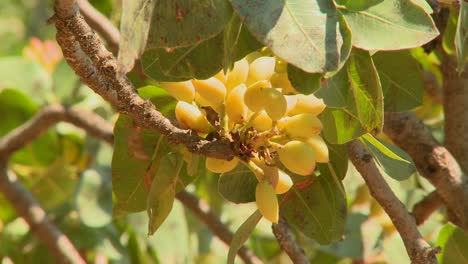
[51,0,234,160]
[272,216,309,264]
[348,140,439,264]
[384,112,467,230]
[176,191,263,264]
[412,191,443,226]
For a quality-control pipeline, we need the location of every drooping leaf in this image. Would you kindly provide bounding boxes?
[287,65,322,94]
[146,0,231,49]
[118,0,155,76]
[436,224,468,264]
[335,0,383,12]
[281,166,347,244]
[372,50,424,111]
[76,168,112,228]
[361,134,415,181]
[147,153,182,235]
[326,140,349,180]
[141,33,224,81]
[340,0,439,50]
[455,2,468,73]
[218,163,257,204]
[227,210,262,264]
[231,0,352,73]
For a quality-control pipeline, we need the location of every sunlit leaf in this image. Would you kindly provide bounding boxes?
[340,0,439,50]
[455,2,468,73]
[231,0,352,73]
[436,224,468,264]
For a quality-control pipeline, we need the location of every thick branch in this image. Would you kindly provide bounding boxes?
[441,54,468,174]
[52,0,234,160]
[412,191,443,226]
[176,191,262,264]
[384,112,467,230]
[0,165,85,264]
[272,216,309,264]
[348,140,438,264]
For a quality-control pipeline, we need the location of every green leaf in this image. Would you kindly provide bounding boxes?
[436,224,468,264]
[218,163,257,204]
[287,65,322,94]
[141,33,224,81]
[117,0,155,76]
[372,50,424,111]
[75,169,112,228]
[112,115,165,215]
[137,85,177,116]
[281,165,347,244]
[0,57,53,104]
[227,210,262,264]
[443,9,458,56]
[231,0,352,73]
[340,0,439,50]
[326,141,349,180]
[147,0,231,49]
[455,2,468,73]
[0,89,59,166]
[147,154,182,235]
[321,108,366,144]
[318,49,383,143]
[361,134,415,181]
[223,13,263,71]
[335,0,383,12]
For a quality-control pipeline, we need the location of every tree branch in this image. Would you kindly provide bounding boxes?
[348,140,438,264]
[412,191,443,226]
[176,191,263,264]
[51,0,234,160]
[441,54,468,174]
[272,216,309,264]
[0,166,86,264]
[384,112,468,230]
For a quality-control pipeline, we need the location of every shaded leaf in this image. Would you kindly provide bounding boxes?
[147,154,182,235]
[340,0,439,50]
[287,65,322,94]
[281,165,347,244]
[373,50,424,111]
[326,140,349,180]
[335,0,383,12]
[147,0,231,49]
[118,0,155,76]
[227,210,262,264]
[218,163,257,204]
[231,0,352,73]
[321,107,366,144]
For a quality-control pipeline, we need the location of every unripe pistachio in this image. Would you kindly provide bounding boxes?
[263,88,287,121]
[287,94,326,116]
[192,78,227,108]
[247,56,276,85]
[278,114,323,138]
[225,84,248,124]
[158,81,195,102]
[270,72,296,94]
[255,181,279,223]
[214,70,227,83]
[206,157,238,173]
[175,101,212,133]
[252,111,273,132]
[277,140,316,176]
[226,58,249,91]
[245,51,263,63]
[305,135,329,163]
[244,80,271,112]
[285,95,298,113]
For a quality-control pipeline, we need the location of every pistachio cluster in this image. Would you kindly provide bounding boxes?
[159,52,329,223]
